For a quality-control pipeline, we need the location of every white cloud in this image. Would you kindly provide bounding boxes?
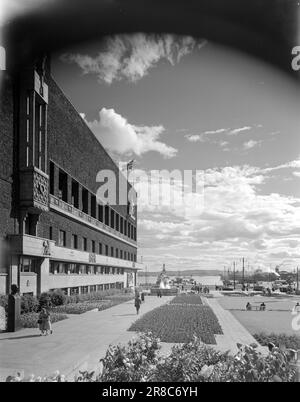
[61,33,205,84]
[83,108,177,158]
[243,140,260,150]
[185,125,255,145]
[228,126,252,135]
[293,171,300,177]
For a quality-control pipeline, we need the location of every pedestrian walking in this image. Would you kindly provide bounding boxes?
[135,296,141,314]
[141,292,145,303]
[38,308,52,336]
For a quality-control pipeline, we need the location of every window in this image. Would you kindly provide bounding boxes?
[110,209,115,229]
[105,205,109,226]
[34,101,46,171]
[49,161,54,195]
[90,285,96,293]
[111,246,114,257]
[49,226,53,240]
[99,243,102,255]
[124,220,127,236]
[21,258,38,273]
[120,217,123,234]
[83,237,88,251]
[91,240,95,253]
[116,214,119,231]
[105,245,108,256]
[98,205,103,222]
[120,250,123,259]
[69,264,78,274]
[97,284,103,291]
[70,287,79,295]
[116,248,119,258]
[82,188,89,213]
[79,265,87,274]
[59,230,66,247]
[57,263,68,274]
[124,251,127,260]
[80,286,89,294]
[91,195,96,218]
[58,170,68,202]
[71,180,79,208]
[72,234,78,249]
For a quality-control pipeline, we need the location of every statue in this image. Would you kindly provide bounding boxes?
[7,284,22,332]
[156,264,171,289]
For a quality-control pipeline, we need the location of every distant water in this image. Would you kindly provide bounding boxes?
[138,275,222,286]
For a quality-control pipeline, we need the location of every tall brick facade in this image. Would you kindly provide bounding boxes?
[0,55,141,296]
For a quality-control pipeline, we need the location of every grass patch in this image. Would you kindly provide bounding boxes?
[128,303,222,344]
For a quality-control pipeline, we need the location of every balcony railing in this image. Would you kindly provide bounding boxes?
[49,194,136,246]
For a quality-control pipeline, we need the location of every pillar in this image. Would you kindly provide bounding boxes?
[37,257,49,296]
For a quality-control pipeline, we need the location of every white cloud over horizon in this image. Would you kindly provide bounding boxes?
[82,108,177,158]
[61,34,206,84]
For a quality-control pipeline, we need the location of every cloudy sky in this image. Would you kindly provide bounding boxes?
[52,33,300,273]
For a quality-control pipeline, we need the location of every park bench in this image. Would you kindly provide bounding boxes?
[246,306,266,311]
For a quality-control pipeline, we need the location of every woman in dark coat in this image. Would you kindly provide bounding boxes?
[134,297,141,314]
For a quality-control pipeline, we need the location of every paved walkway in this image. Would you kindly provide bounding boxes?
[204,297,268,355]
[0,296,173,381]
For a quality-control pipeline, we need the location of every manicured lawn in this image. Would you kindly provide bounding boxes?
[128,302,222,344]
[218,295,300,336]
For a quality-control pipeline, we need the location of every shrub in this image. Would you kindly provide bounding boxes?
[254,332,300,350]
[39,292,52,309]
[0,294,8,310]
[152,337,229,382]
[98,332,161,382]
[20,312,68,328]
[50,289,66,306]
[21,294,39,314]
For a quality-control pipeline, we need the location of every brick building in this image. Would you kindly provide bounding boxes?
[0,55,142,296]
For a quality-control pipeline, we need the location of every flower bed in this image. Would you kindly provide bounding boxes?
[169,294,203,305]
[129,304,222,344]
[20,312,68,328]
[51,294,134,315]
[51,301,112,314]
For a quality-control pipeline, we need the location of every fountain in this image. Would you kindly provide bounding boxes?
[150,264,178,296]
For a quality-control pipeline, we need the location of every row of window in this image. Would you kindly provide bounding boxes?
[50,282,124,295]
[49,161,137,241]
[53,227,137,262]
[49,262,125,275]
